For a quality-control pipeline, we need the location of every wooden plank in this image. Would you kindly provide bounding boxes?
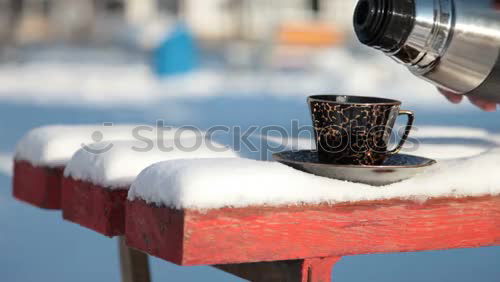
[215,256,341,282]
[126,199,185,263]
[126,196,500,266]
[12,160,64,209]
[61,177,128,237]
[119,237,151,282]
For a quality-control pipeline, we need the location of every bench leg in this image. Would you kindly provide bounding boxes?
[301,257,342,282]
[118,236,151,282]
[215,256,342,282]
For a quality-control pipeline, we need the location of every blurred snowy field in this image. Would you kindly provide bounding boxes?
[0,153,12,176]
[0,47,445,107]
[0,46,499,282]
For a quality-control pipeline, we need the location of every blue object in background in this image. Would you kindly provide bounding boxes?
[152,23,199,77]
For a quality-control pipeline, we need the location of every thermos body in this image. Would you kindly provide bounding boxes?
[354,0,500,102]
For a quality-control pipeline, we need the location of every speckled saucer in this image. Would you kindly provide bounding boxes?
[273,150,436,186]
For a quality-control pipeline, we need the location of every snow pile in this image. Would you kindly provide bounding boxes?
[0,153,12,176]
[129,148,500,210]
[14,124,200,167]
[64,139,238,188]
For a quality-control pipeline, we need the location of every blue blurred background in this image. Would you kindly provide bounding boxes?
[0,0,499,281]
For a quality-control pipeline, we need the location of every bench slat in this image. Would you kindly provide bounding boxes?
[126,195,500,265]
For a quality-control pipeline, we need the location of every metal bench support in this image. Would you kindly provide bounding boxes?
[216,256,342,282]
[119,237,151,282]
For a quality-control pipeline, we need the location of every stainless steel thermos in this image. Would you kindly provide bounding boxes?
[353,0,500,102]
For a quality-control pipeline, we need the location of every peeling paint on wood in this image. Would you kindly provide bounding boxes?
[126,196,500,266]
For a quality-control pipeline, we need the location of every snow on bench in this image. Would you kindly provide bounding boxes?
[12,124,194,209]
[15,125,156,167]
[125,150,500,268]
[128,149,500,210]
[62,138,238,236]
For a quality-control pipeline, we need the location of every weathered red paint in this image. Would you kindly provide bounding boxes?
[126,196,500,266]
[61,176,128,237]
[13,160,64,209]
[125,199,185,262]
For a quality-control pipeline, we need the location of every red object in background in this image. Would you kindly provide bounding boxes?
[495,0,500,10]
[61,177,128,237]
[13,161,64,209]
[126,196,500,266]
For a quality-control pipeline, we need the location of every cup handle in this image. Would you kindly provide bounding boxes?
[388,110,415,155]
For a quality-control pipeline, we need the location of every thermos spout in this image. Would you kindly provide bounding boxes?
[353,0,415,52]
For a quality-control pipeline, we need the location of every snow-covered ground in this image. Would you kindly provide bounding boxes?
[0,48,441,107]
[0,153,12,176]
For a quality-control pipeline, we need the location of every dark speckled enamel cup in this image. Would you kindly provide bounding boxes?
[308,95,415,165]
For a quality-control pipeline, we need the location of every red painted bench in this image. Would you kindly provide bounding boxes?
[11,124,139,210]
[12,162,500,281]
[13,161,64,209]
[61,177,129,237]
[125,195,500,281]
